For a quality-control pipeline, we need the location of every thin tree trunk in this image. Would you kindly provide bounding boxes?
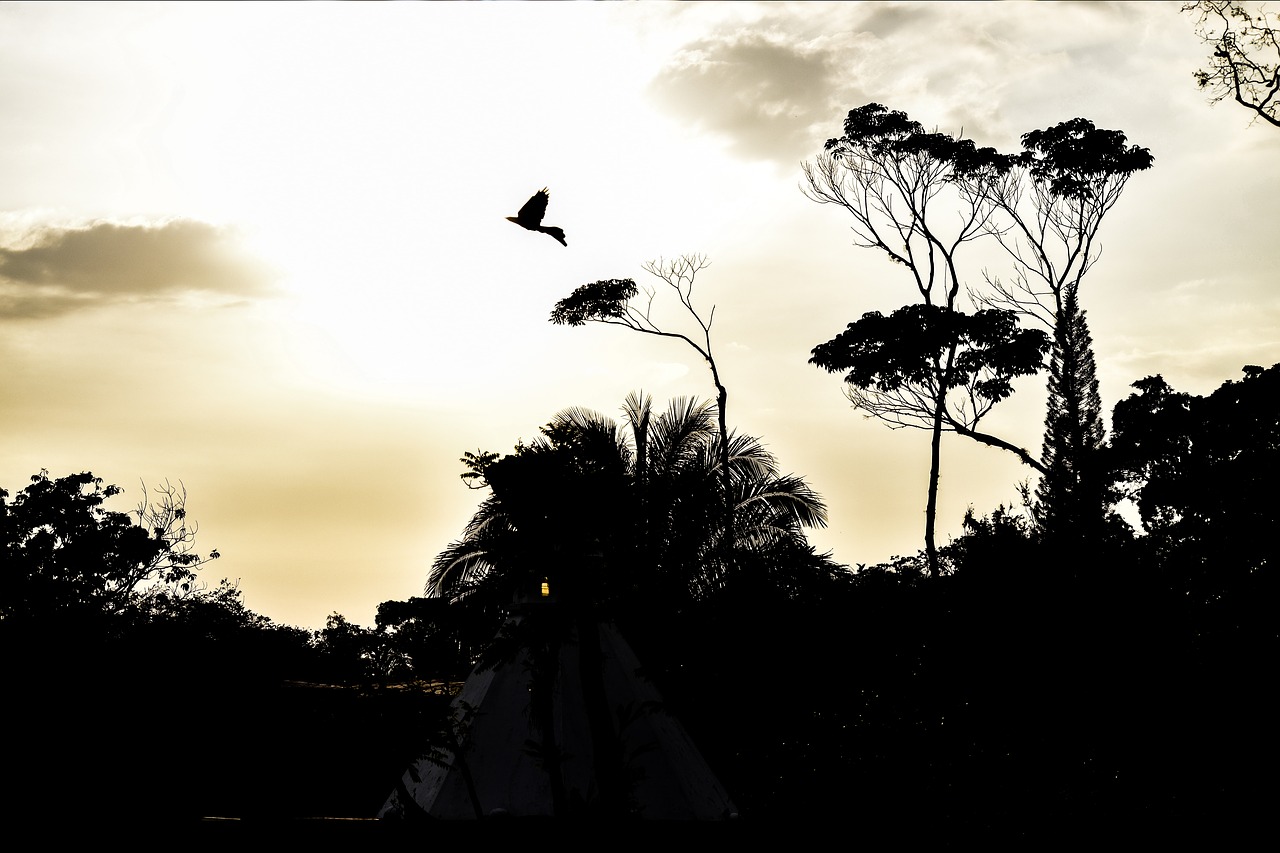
[924,339,959,581]
[714,379,732,563]
[925,396,943,580]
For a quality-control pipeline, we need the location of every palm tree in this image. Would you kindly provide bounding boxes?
[426,392,828,620]
[422,393,832,817]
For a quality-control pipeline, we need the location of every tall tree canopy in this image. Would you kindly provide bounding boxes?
[803,104,1039,576]
[809,304,1050,470]
[805,104,1152,568]
[973,117,1151,542]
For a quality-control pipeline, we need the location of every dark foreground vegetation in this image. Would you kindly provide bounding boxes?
[2,364,1275,838]
[3,7,1277,836]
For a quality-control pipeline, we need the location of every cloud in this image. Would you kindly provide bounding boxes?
[645,3,1050,168]
[0,219,276,320]
[648,29,843,167]
[646,3,1171,169]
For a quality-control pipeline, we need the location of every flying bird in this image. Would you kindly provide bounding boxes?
[506,188,567,246]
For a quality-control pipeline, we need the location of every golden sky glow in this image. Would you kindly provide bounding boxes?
[2,2,1277,629]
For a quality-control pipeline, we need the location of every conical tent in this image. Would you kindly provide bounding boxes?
[379,616,738,821]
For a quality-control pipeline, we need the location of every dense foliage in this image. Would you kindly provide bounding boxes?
[386,367,1272,833]
[650,370,1275,837]
[1,471,449,823]
[5,358,1274,832]
[427,393,832,630]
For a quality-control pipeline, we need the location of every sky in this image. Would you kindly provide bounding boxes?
[2,1,1277,631]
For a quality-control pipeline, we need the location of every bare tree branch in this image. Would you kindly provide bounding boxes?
[1185,1,1280,128]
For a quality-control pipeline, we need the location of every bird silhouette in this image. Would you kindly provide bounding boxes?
[506,188,567,246]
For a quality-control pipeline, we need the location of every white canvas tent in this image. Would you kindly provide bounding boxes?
[379,617,738,821]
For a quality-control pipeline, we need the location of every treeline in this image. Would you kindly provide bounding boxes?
[717,361,1275,837]
[1,362,1275,830]
[0,473,457,822]
[415,364,1274,836]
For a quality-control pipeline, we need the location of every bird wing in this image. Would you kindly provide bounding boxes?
[515,188,550,227]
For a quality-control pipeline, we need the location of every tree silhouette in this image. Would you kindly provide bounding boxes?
[1031,292,1110,543]
[1184,1,1280,128]
[1110,363,1279,605]
[805,106,1153,571]
[551,255,737,560]
[969,118,1153,541]
[802,104,1041,577]
[422,397,828,818]
[810,304,1050,472]
[1,470,220,622]
[427,393,827,623]
[374,596,475,685]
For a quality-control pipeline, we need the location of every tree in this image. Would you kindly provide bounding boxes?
[551,255,736,558]
[973,118,1153,541]
[432,411,633,612]
[0,470,220,623]
[1109,363,1279,605]
[425,395,830,817]
[374,596,475,683]
[427,393,828,622]
[804,106,1152,571]
[1184,1,1280,128]
[974,119,1154,331]
[809,304,1050,469]
[802,104,1043,577]
[312,612,403,686]
[1030,292,1109,542]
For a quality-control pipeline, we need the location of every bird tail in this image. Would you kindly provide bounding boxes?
[541,226,567,247]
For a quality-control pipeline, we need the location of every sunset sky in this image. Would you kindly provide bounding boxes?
[3,1,1277,631]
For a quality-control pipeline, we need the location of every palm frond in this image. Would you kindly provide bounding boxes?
[549,404,613,434]
[424,389,831,630]
[649,397,716,475]
[620,390,653,436]
[734,475,829,530]
[547,405,634,472]
[726,433,780,478]
[426,545,497,599]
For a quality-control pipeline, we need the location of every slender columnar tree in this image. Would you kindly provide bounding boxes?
[1032,292,1106,541]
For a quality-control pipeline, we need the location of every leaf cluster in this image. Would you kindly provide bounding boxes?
[826,102,1012,182]
[809,304,1049,404]
[1016,118,1154,200]
[549,278,639,327]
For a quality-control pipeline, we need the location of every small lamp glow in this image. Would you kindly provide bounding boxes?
[540,580,550,598]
